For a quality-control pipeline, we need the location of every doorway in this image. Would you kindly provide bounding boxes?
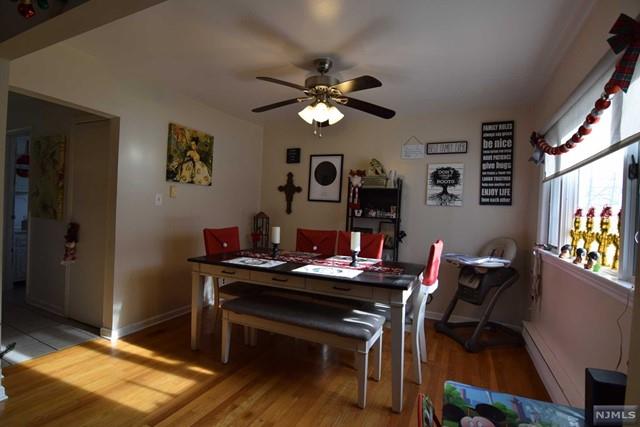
[3,130,30,295]
[1,92,116,366]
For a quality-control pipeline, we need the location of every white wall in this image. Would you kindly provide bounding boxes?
[261,109,536,325]
[9,43,264,332]
[525,253,633,406]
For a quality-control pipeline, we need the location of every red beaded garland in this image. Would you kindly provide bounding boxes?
[571,134,583,143]
[594,98,611,110]
[578,125,592,135]
[586,114,600,125]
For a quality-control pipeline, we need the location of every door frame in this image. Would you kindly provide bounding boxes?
[3,127,31,293]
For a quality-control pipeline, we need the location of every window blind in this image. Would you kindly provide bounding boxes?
[542,54,640,180]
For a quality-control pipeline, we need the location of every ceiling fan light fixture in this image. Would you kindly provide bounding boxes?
[312,101,330,123]
[327,105,344,125]
[298,104,316,124]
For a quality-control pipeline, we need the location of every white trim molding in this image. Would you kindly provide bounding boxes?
[100,305,190,341]
[538,249,634,305]
[523,321,578,406]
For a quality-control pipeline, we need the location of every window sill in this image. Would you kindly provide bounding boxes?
[535,249,635,305]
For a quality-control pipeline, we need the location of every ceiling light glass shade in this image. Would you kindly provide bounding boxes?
[312,102,330,123]
[327,105,344,125]
[298,105,315,124]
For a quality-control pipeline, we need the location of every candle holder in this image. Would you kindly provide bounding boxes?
[350,250,359,267]
[272,243,280,259]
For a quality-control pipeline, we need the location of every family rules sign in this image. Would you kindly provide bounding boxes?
[480,121,514,206]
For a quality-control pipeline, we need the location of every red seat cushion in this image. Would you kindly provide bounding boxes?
[295,229,338,256]
[203,226,241,255]
[422,240,444,286]
[336,231,385,259]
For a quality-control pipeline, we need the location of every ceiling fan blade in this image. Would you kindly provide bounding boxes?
[332,75,382,94]
[252,98,302,113]
[256,76,306,91]
[341,97,395,119]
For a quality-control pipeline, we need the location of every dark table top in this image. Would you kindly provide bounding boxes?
[188,251,424,290]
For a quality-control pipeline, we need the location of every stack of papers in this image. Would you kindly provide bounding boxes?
[223,257,286,268]
[293,265,363,278]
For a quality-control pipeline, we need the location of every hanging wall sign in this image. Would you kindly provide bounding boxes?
[286,148,301,164]
[401,136,425,159]
[480,121,514,206]
[427,141,468,155]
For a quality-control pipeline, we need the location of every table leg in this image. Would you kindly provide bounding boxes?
[391,302,406,413]
[191,272,204,350]
[213,276,221,329]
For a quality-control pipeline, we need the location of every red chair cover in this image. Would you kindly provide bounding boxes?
[336,231,385,259]
[203,226,241,255]
[422,240,443,287]
[295,229,338,256]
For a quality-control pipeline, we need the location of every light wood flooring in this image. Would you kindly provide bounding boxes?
[0,307,548,426]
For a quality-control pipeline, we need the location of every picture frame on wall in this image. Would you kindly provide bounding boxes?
[308,154,343,203]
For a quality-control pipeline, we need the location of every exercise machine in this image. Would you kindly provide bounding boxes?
[435,237,523,352]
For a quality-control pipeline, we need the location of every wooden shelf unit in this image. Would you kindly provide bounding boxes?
[345,179,403,261]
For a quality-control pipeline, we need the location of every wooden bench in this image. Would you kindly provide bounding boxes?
[221,294,385,408]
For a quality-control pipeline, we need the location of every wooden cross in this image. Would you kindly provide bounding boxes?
[278,172,302,214]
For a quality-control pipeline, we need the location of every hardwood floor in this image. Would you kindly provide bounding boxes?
[0,307,548,426]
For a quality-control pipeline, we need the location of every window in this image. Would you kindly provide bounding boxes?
[538,62,639,282]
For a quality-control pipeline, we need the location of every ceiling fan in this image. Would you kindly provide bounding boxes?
[251,58,395,136]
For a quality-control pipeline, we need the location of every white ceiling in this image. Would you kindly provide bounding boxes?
[64,0,595,124]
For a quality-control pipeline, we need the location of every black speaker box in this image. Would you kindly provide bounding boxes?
[585,368,627,427]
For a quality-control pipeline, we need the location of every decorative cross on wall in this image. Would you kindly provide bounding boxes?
[278,172,302,214]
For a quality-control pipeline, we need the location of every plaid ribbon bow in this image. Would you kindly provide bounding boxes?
[608,13,640,93]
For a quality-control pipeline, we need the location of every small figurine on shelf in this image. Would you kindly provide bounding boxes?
[573,248,586,265]
[585,251,600,271]
[569,208,584,256]
[348,169,365,210]
[559,244,572,259]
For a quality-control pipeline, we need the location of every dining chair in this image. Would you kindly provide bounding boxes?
[203,226,263,343]
[411,239,443,384]
[295,228,338,256]
[336,231,385,259]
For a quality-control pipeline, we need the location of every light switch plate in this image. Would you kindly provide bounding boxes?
[155,193,163,206]
[169,185,177,198]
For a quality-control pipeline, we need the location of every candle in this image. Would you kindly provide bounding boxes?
[350,232,361,252]
[271,226,281,245]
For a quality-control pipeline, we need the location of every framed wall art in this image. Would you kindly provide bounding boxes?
[308,154,343,202]
[166,122,214,186]
[426,141,468,155]
[426,163,464,207]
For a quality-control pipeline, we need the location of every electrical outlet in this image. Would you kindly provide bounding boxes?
[155,193,163,206]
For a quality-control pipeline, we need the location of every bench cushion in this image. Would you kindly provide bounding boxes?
[222,294,385,341]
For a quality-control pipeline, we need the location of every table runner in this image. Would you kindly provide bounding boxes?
[237,250,405,275]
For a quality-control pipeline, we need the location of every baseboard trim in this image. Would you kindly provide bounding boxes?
[100,305,190,341]
[25,296,64,317]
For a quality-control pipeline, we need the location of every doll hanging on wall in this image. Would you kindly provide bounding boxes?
[61,222,79,265]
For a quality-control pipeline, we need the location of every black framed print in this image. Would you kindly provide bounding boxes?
[308,154,343,202]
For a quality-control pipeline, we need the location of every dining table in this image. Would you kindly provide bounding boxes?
[187,249,424,413]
